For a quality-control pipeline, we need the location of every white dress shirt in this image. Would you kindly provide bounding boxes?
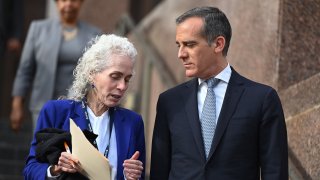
[197,64,232,123]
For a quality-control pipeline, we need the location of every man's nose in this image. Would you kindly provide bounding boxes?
[178,47,186,59]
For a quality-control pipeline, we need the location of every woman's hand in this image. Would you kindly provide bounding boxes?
[50,152,82,176]
[123,151,143,180]
[10,96,24,132]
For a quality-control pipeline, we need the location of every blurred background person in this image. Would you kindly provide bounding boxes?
[24,34,145,180]
[0,0,23,57]
[0,0,24,119]
[10,0,101,132]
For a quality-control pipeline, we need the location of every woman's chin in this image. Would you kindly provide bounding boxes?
[106,100,120,108]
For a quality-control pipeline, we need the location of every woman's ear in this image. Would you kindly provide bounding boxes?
[213,36,226,54]
[88,73,95,86]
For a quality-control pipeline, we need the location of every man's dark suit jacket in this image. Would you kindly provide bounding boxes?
[150,69,288,180]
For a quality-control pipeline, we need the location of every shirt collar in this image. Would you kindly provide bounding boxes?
[198,63,232,85]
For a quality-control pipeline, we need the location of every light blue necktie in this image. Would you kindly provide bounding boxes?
[201,78,219,158]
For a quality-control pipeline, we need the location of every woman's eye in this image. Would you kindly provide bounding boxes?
[111,75,121,80]
[125,77,131,83]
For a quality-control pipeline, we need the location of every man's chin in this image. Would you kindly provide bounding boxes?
[185,71,196,78]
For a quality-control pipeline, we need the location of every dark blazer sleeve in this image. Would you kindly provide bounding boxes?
[259,88,288,179]
[150,94,171,180]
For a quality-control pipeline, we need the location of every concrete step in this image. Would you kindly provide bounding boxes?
[0,174,23,180]
[0,117,33,146]
[0,159,24,177]
[0,117,33,134]
[0,132,32,147]
[0,117,32,179]
[0,144,29,161]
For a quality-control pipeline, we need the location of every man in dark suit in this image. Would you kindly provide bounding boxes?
[150,7,288,180]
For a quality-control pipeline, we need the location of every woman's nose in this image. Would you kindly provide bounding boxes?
[117,79,127,91]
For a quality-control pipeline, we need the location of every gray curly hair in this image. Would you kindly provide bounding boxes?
[67,34,137,101]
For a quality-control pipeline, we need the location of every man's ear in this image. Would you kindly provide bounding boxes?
[213,36,225,54]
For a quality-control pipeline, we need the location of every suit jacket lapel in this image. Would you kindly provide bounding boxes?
[207,69,245,160]
[183,79,206,161]
[45,19,62,100]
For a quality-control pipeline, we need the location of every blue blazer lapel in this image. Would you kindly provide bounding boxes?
[207,68,245,161]
[62,101,88,131]
[113,108,131,166]
[183,79,206,161]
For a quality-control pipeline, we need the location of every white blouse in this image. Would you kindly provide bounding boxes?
[87,107,118,180]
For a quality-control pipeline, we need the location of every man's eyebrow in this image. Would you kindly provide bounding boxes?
[179,40,197,45]
[176,39,198,47]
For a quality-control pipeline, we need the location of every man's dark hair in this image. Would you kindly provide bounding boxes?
[176,7,232,56]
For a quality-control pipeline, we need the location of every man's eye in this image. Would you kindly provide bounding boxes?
[186,43,195,47]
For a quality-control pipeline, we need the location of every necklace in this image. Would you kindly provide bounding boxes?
[62,26,78,41]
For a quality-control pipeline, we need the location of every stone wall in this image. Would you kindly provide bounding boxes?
[280,73,320,179]
[79,0,129,33]
[278,0,320,90]
[278,0,320,178]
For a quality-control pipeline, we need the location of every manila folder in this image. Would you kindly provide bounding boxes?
[70,118,111,180]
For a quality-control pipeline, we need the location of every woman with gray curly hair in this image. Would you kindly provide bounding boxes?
[24,34,145,180]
